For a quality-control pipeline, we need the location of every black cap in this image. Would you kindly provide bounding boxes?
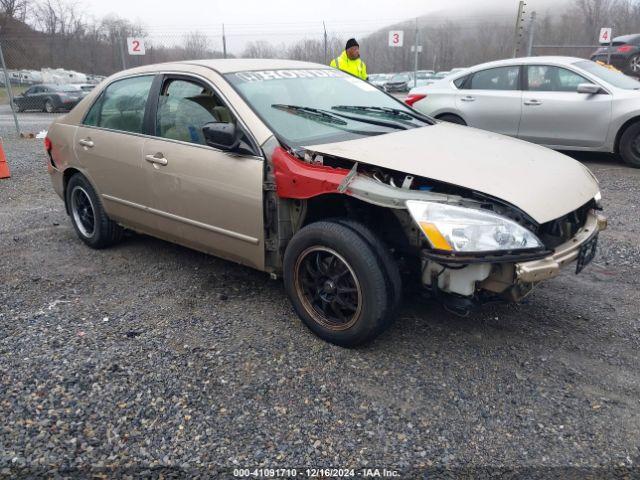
[345,38,359,50]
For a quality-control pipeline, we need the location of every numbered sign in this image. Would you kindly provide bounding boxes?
[599,28,612,44]
[388,30,404,48]
[127,37,146,55]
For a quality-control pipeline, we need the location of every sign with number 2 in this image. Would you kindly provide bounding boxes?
[127,37,146,55]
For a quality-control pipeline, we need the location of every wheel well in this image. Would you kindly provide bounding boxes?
[435,112,465,122]
[614,116,640,154]
[302,194,410,252]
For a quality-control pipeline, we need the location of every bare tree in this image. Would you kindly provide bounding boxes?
[184,31,209,59]
[0,0,27,20]
[242,40,278,58]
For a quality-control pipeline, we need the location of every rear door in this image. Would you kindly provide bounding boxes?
[455,65,523,136]
[74,74,159,231]
[141,74,265,269]
[518,65,612,147]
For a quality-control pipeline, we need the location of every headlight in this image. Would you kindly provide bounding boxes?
[406,200,543,253]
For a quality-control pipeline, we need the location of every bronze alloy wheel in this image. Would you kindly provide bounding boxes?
[294,246,363,331]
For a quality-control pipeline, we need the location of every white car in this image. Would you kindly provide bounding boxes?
[406,56,640,167]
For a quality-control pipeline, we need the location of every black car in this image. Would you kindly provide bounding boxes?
[384,72,412,93]
[12,84,84,113]
[591,34,640,76]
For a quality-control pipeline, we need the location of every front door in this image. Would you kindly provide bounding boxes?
[74,74,158,232]
[142,75,265,269]
[518,65,612,148]
[455,65,523,137]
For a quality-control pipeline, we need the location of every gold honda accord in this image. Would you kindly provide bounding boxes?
[45,59,606,346]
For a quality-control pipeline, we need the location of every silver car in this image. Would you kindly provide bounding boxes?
[407,56,640,167]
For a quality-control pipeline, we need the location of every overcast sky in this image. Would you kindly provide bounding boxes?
[82,0,562,53]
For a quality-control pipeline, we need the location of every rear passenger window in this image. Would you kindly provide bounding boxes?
[469,66,520,91]
[83,75,154,133]
[156,78,235,146]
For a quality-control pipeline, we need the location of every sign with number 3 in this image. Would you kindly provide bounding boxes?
[388,30,404,48]
[127,37,146,55]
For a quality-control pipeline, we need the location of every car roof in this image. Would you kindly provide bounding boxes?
[122,58,328,75]
[613,34,640,43]
[452,56,588,76]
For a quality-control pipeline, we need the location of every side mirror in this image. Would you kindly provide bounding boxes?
[577,83,601,94]
[202,122,240,151]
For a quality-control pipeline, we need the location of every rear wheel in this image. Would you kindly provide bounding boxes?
[437,113,467,125]
[11,100,24,112]
[283,221,395,347]
[619,122,640,168]
[66,173,123,248]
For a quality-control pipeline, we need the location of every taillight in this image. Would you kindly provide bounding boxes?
[617,45,634,53]
[44,137,52,152]
[405,93,427,107]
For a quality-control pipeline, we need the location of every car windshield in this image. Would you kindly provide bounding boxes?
[575,60,640,89]
[225,69,430,146]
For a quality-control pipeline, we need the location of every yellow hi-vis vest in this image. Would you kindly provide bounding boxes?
[330,51,368,81]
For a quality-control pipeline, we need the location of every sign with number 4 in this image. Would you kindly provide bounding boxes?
[388,30,404,48]
[599,28,612,44]
[127,37,146,55]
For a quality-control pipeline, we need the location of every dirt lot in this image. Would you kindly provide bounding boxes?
[1,112,640,478]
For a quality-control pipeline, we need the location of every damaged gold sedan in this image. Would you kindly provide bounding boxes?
[45,59,607,346]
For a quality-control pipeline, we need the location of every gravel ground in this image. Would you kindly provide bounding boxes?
[1,113,640,479]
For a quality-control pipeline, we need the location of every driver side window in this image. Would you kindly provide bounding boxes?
[526,66,587,92]
[156,78,235,146]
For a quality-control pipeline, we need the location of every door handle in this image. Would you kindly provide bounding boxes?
[524,99,543,106]
[78,138,94,148]
[460,96,475,102]
[145,154,168,166]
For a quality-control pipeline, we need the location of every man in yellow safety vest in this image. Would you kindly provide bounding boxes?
[330,38,368,81]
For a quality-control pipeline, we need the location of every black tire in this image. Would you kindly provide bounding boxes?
[44,99,55,113]
[283,221,394,347]
[334,219,402,310]
[65,173,123,248]
[626,54,640,77]
[618,122,640,168]
[437,114,467,125]
[11,100,24,113]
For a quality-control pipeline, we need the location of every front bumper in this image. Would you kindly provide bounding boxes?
[515,210,607,283]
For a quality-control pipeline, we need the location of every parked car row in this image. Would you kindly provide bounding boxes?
[406,56,640,168]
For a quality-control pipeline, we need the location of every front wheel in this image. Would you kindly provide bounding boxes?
[283,221,396,347]
[619,122,640,168]
[44,99,55,113]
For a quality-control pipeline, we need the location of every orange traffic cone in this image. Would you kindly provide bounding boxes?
[0,138,10,179]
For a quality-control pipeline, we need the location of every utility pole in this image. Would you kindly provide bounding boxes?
[323,21,328,65]
[119,36,127,70]
[513,1,527,58]
[0,33,20,135]
[222,23,227,59]
[527,11,537,57]
[413,18,419,88]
